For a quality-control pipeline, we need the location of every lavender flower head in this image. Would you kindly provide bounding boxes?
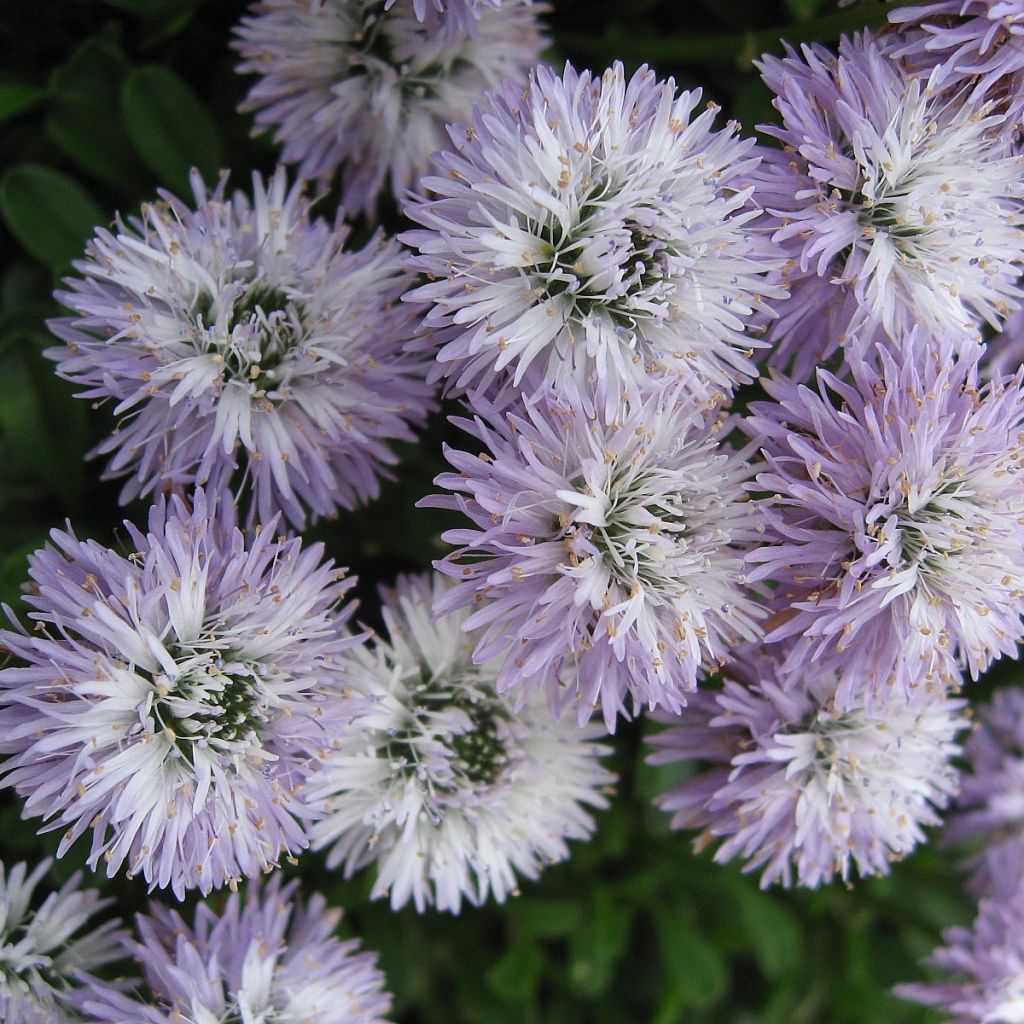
[0,490,364,898]
[403,61,782,413]
[78,876,391,1024]
[890,1,1024,120]
[0,859,123,1024]
[49,168,432,528]
[386,0,519,37]
[307,573,614,913]
[896,892,1024,1023]
[755,32,1024,375]
[234,0,546,218]
[746,336,1024,705]
[945,687,1024,898]
[423,382,763,730]
[649,643,966,888]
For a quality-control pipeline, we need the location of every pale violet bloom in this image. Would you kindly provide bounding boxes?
[386,0,526,37]
[946,687,1024,899]
[77,876,391,1024]
[0,859,123,1024]
[422,381,763,729]
[755,32,1024,376]
[403,60,783,414]
[890,1,1024,122]
[48,168,433,528]
[896,893,1024,1024]
[234,0,546,218]
[306,573,614,913]
[746,335,1024,705]
[649,643,967,888]
[0,490,364,898]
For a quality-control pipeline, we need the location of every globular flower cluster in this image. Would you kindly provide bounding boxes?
[388,0,515,37]
[649,643,966,888]
[945,687,1024,898]
[0,490,363,898]
[234,0,546,218]
[403,60,783,413]
[0,860,123,1024]
[5,0,1024,1016]
[896,893,1024,1024]
[746,336,1024,704]
[424,383,763,729]
[77,877,392,1024]
[889,1,1024,120]
[755,31,1024,375]
[307,574,614,912]
[49,168,433,529]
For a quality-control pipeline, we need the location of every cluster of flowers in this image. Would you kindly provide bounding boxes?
[5,0,1024,1019]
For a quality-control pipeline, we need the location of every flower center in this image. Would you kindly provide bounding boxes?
[532,180,678,326]
[570,467,694,594]
[384,669,512,790]
[193,283,301,391]
[147,649,272,760]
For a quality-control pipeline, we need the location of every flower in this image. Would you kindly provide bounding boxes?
[386,0,517,37]
[0,490,364,898]
[77,876,391,1024]
[48,168,433,529]
[745,335,1024,705]
[421,381,763,729]
[896,892,1024,1024]
[945,687,1024,898]
[234,0,546,218]
[402,60,782,414]
[889,1,1024,120]
[649,643,966,888]
[0,859,123,1024]
[983,305,1024,379]
[755,32,1024,375]
[306,573,613,913]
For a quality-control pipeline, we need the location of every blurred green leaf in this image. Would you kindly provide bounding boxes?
[121,65,223,192]
[784,0,827,19]
[655,909,728,1009]
[46,36,139,186]
[0,83,46,123]
[485,937,544,1002]
[506,898,583,938]
[724,879,804,980]
[0,164,104,271]
[570,888,634,996]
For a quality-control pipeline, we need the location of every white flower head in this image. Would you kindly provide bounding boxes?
[307,573,615,912]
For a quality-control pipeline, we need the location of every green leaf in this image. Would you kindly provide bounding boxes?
[570,889,634,996]
[46,36,138,186]
[0,164,104,271]
[485,938,544,1002]
[784,0,826,19]
[734,886,804,980]
[506,898,583,938]
[655,909,728,1009]
[0,83,46,123]
[121,65,223,193]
